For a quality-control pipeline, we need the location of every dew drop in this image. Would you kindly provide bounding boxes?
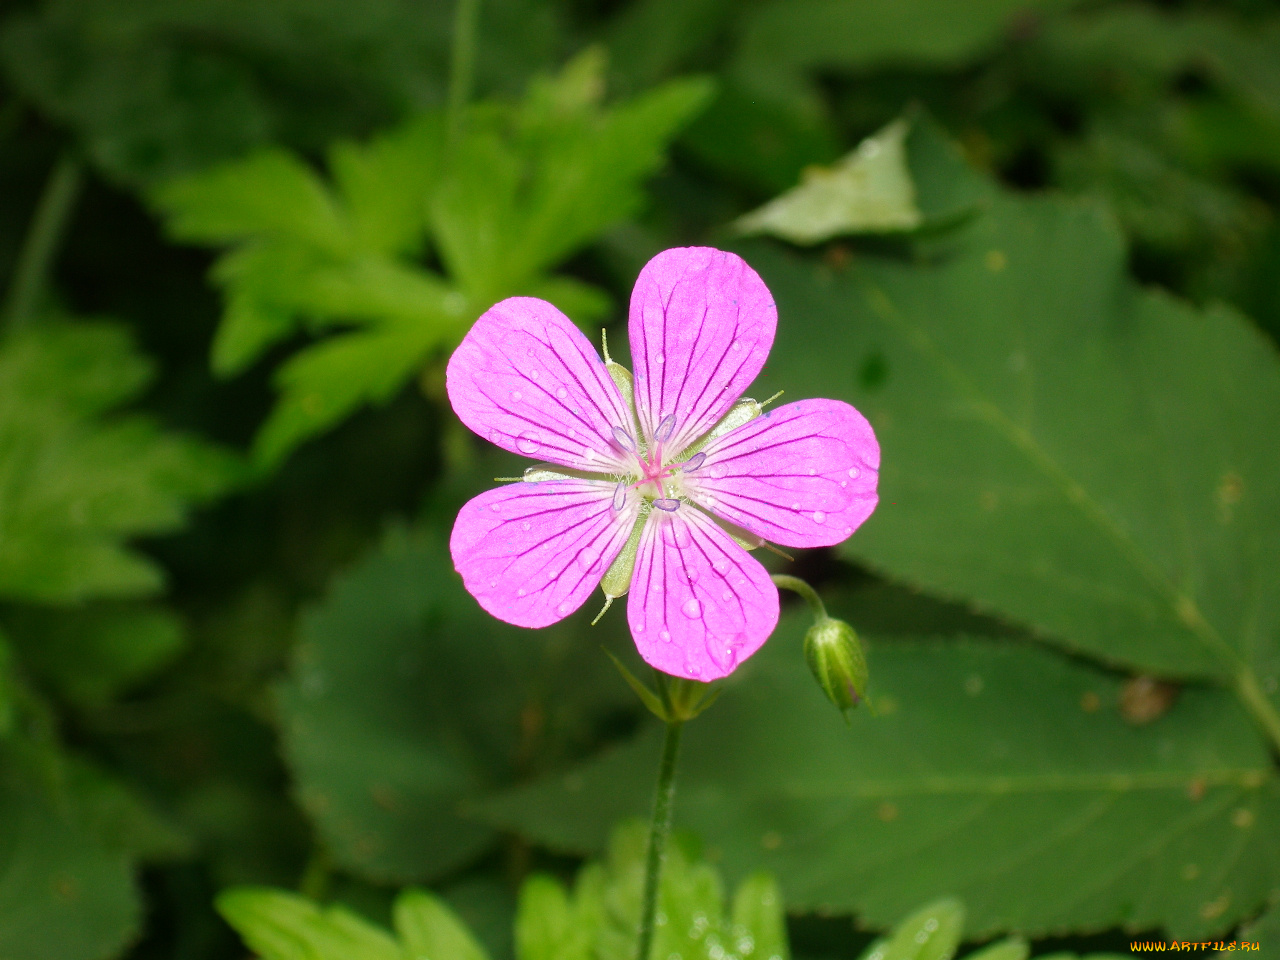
[813,511,826,524]
[808,468,816,476]
[791,502,800,511]
[660,630,672,642]
[686,565,700,582]
[712,560,730,577]
[516,431,541,455]
[683,452,706,472]
[843,526,853,536]
[731,340,740,351]
[510,390,523,401]
[490,503,502,512]
[529,370,540,380]
[681,598,703,619]
[556,601,571,615]
[526,347,536,357]
[687,663,701,677]
[721,590,732,601]
[521,521,531,532]
[848,466,861,479]
[661,521,691,547]
[489,579,498,588]
[578,548,601,570]
[517,588,527,597]
[556,386,568,400]
[840,480,848,488]
[655,353,665,364]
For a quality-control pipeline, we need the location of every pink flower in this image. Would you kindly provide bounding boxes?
[447,247,879,680]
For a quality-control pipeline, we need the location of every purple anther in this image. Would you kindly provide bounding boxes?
[681,452,706,472]
[655,414,676,443]
[611,426,636,452]
[612,480,627,511]
[652,498,681,512]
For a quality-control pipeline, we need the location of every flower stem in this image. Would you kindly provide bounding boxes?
[3,153,83,333]
[635,717,683,960]
[446,0,481,147]
[771,574,827,621]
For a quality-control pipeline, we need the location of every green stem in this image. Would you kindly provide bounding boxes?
[635,718,683,960]
[1236,669,1280,755]
[3,154,83,333]
[446,0,481,146]
[771,574,827,621]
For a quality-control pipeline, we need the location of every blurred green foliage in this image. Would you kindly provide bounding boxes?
[1,0,1279,959]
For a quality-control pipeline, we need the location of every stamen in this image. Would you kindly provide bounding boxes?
[653,498,681,512]
[761,390,785,408]
[611,426,636,452]
[612,480,628,511]
[761,542,795,561]
[655,413,676,443]
[601,328,612,363]
[681,452,706,472]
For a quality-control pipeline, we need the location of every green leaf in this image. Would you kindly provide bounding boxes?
[963,937,1027,960]
[217,887,401,960]
[155,52,707,468]
[742,188,1280,709]
[0,780,141,960]
[3,603,184,706]
[0,323,241,603]
[478,614,1280,939]
[515,875,592,960]
[0,630,13,739]
[875,899,964,960]
[735,119,922,242]
[394,890,491,960]
[275,520,630,884]
[730,873,789,960]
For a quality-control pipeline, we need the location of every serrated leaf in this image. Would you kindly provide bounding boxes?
[478,612,1280,939]
[395,890,491,960]
[275,520,629,884]
[0,780,141,960]
[740,184,1280,720]
[217,887,401,960]
[730,873,789,960]
[735,119,922,242]
[0,323,241,603]
[515,875,591,960]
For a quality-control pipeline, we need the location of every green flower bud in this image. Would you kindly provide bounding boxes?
[804,617,868,717]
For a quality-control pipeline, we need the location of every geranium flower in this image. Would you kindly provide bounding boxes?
[447,247,879,680]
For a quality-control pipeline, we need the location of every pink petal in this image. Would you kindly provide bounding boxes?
[447,297,632,472]
[627,504,779,681]
[628,248,776,457]
[684,399,879,548]
[451,479,640,628]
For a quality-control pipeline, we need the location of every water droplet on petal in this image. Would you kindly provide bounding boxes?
[517,588,527,597]
[731,340,740,351]
[808,468,816,476]
[655,413,676,442]
[556,601,571,615]
[660,630,672,642]
[681,598,703,619]
[687,663,701,677]
[709,466,726,479]
[848,466,861,479]
[791,502,801,511]
[510,390,523,401]
[526,348,535,357]
[840,480,848,488]
[521,521,531,532]
[721,589,732,601]
[686,565,700,582]
[529,370,540,380]
[813,511,826,524]
[843,526,853,536]
[683,452,706,472]
[655,353,665,364]
[660,520,691,547]
[490,503,502,512]
[578,548,601,570]
[556,386,568,400]
[489,579,498,588]
[516,431,541,455]
[713,560,729,576]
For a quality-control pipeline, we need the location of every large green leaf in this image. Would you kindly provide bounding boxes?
[738,189,1280,736]
[276,520,632,884]
[155,52,710,468]
[0,322,240,603]
[0,780,141,960]
[478,612,1280,939]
